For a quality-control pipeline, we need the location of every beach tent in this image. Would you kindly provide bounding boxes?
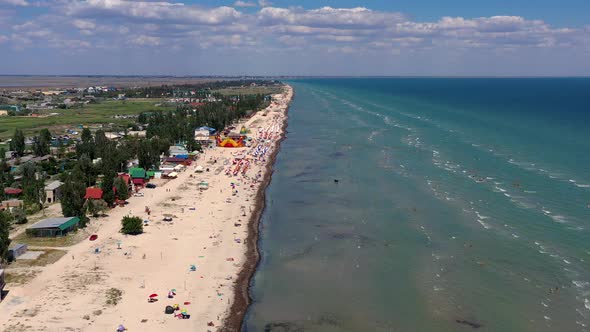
[217,137,244,148]
[195,165,204,173]
[198,181,209,190]
[168,172,178,178]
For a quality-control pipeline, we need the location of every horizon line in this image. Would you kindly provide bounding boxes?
[1,74,589,79]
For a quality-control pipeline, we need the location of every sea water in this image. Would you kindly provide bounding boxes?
[244,78,590,331]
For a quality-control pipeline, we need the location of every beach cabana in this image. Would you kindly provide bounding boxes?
[26,217,80,237]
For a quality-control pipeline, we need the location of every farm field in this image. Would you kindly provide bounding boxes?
[0,99,174,139]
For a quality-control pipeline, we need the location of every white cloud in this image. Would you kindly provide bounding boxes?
[72,19,96,30]
[233,0,255,8]
[258,6,405,28]
[64,0,241,25]
[133,35,161,46]
[258,0,272,7]
[0,0,29,6]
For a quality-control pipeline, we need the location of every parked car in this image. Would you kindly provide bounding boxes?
[146,183,157,189]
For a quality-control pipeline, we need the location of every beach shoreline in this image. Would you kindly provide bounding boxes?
[221,87,293,331]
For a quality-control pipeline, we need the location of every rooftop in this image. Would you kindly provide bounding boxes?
[84,187,103,200]
[45,180,64,191]
[28,217,80,230]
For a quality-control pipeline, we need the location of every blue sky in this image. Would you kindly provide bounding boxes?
[0,0,589,76]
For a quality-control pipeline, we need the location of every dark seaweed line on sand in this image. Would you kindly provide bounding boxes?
[221,86,293,332]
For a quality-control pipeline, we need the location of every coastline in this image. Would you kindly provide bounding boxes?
[221,86,293,331]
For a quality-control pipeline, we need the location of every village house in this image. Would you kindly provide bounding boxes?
[0,199,24,212]
[129,168,149,188]
[44,180,64,204]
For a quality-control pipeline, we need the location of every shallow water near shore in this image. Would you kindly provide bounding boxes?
[244,78,590,331]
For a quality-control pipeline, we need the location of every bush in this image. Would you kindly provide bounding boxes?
[121,216,143,235]
[12,207,28,224]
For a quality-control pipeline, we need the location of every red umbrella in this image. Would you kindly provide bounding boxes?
[149,294,158,298]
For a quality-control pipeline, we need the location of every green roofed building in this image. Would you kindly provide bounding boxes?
[26,217,80,237]
[129,168,149,179]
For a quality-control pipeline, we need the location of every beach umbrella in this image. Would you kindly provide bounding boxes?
[149,294,158,298]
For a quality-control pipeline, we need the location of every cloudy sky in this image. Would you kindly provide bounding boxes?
[0,0,589,76]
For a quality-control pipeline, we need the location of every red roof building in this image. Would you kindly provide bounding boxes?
[4,188,23,196]
[84,188,103,200]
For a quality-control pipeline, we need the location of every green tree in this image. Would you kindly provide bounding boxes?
[101,171,116,206]
[61,165,88,227]
[76,128,95,160]
[0,211,11,264]
[21,162,43,208]
[84,199,108,218]
[121,215,143,235]
[33,128,52,157]
[94,129,108,159]
[57,138,66,158]
[10,129,25,156]
[114,177,129,201]
[77,153,95,187]
[11,207,27,224]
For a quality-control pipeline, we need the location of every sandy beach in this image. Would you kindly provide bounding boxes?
[0,85,293,332]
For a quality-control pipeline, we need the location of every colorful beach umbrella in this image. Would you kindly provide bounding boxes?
[149,294,158,298]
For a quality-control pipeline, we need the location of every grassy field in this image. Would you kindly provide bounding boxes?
[0,99,175,139]
[213,86,284,96]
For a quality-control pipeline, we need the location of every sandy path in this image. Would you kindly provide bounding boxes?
[0,86,292,332]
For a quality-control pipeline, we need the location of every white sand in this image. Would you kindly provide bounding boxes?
[0,85,293,332]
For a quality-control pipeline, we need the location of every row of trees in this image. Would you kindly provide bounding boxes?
[139,93,268,150]
[8,128,53,157]
[93,80,277,99]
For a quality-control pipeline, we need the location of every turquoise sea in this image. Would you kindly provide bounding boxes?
[245,78,590,331]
